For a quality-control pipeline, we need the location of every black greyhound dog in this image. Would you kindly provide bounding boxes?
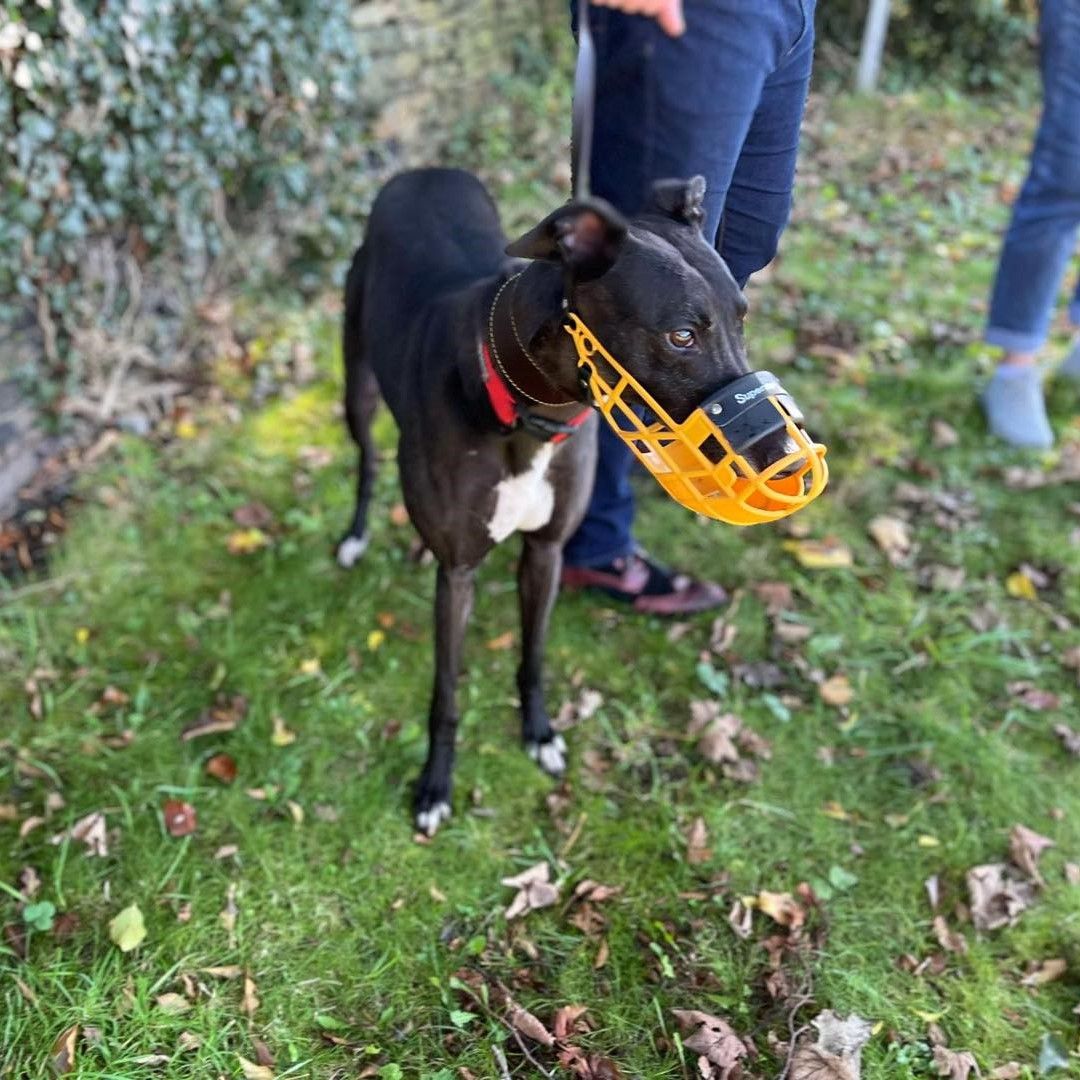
[337,167,799,834]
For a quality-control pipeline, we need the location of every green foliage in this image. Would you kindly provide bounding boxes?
[816,0,1037,90]
[1,0,371,381]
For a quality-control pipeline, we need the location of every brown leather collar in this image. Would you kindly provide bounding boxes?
[487,273,581,408]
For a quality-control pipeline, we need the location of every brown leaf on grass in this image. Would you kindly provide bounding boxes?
[1020,957,1067,987]
[989,1065,1021,1079]
[0,803,19,822]
[1006,682,1060,712]
[932,916,967,955]
[177,1031,202,1052]
[162,800,197,838]
[1008,824,1054,884]
[1053,724,1080,756]
[50,1024,79,1074]
[1065,863,1080,885]
[671,1010,748,1078]
[388,502,410,527]
[251,1038,274,1068]
[690,706,741,765]
[728,899,753,940]
[553,1004,591,1041]
[237,1054,274,1080]
[502,862,559,920]
[931,419,960,449]
[509,1004,555,1046]
[18,866,41,900]
[155,992,191,1014]
[241,974,260,1017]
[757,890,805,931]
[573,880,623,903]
[181,695,248,741]
[201,965,244,979]
[227,528,270,555]
[790,1011,873,1080]
[967,864,1036,931]
[485,630,515,651]
[753,580,794,614]
[232,502,274,529]
[569,903,607,937]
[868,514,913,566]
[819,674,854,707]
[685,817,712,865]
[205,753,237,784]
[554,688,604,731]
[50,811,107,857]
[932,1046,979,1080]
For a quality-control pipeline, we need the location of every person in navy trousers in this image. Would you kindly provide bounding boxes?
[561,0,818,614]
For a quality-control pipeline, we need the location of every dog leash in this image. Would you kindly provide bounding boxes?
[572,0,596,202]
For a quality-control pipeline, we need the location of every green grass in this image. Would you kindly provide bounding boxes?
[4,85,1080,1079]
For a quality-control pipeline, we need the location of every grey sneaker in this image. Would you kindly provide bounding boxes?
[981,364,1053,449]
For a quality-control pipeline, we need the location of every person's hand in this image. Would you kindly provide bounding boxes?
[590,0,685,36]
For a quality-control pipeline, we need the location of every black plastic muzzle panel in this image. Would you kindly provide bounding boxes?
[700,371,804,455]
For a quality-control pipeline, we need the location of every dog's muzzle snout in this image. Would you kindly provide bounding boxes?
[565,314,828,525]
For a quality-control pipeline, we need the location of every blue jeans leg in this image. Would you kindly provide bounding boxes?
[564,0,815,568]
[986,0,1080,354]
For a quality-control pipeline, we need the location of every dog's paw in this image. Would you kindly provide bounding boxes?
[336,533,370,569]
[526,734,567,778]
[415,800,452,837]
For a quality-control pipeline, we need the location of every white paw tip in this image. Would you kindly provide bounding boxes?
[415,801,452,836]
[336,534,369,568]
[527,736,567,776]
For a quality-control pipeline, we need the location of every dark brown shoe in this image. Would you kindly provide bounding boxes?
[560,552,727,615]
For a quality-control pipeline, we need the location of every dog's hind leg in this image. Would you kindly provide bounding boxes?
[516,536,566,777]
[414,562,476,835]
[337,245,381,569]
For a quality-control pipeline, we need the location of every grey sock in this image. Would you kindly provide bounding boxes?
[1059,336,1080,378]
[980,365,1053,449]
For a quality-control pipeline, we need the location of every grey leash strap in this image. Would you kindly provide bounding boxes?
[572,0,596,202]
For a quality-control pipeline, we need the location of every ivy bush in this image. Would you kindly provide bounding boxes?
[1,0,373,393]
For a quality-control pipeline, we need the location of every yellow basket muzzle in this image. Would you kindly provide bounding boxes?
[564,313,828,526]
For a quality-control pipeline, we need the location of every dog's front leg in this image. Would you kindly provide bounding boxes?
[517,537,566,777]
[414,562,475,835]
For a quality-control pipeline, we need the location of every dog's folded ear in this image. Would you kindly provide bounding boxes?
[649,176,707,229]
[506,197,627,280]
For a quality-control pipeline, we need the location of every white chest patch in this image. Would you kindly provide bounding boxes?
[487,443,556,542]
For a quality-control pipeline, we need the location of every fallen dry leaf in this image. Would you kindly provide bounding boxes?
[232,502,274,529]
[251,1038,274,1068]
[868,514,913,566]
[1065,863,1080,886]
[757,890,805,931]
[50,1024,79,1074]
[108,903,147,953]
[554,687,604,731]
[201,965,244,979]
[932,1046,979,1080]
[181,695,248,741]
[685,817,711,865]
[819,674,854,707]
[270,716,297,747]
[155,992,191,1014]
[205,753,237,784]
[1054,724,1080,756]
[989,1065,1021,1079]
[162,800,197,838]
[783,537,854,569]
[932,916,967,955]
[227,528,270,555]
[553,1004,591,1041]
[967,864,1035,932]
[790,1011,873,1080]
[1005,570,1038,600]
[753,580,794,614]
[931,419,960,448]
[509,1004,555,1046]
[237,1054,274,1080]
[241,974,260,1017]
[50,811,108,858]
[389,502,410,526]
[690,705,741,765]
[1020,957,1067,987]
[1007,682,1060,712]
[485,630,515,651]
[1008,824,1054,884]
[671,1009,748,1078]
[728,898,753,939]
[502,862,559,920]
[573,880,623,903]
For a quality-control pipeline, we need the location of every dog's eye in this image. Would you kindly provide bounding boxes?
[667,328,696,349]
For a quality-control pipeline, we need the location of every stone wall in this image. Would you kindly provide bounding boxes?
[353,0,567,151]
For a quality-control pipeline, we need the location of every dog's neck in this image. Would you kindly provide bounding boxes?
[486,264,585,413]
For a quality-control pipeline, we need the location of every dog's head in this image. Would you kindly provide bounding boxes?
[507,177,803,474]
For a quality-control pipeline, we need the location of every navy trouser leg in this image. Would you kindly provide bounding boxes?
[564,0,815,567]
[985,0,1080,353]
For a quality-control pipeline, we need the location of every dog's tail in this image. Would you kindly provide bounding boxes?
[337,244,382,568]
